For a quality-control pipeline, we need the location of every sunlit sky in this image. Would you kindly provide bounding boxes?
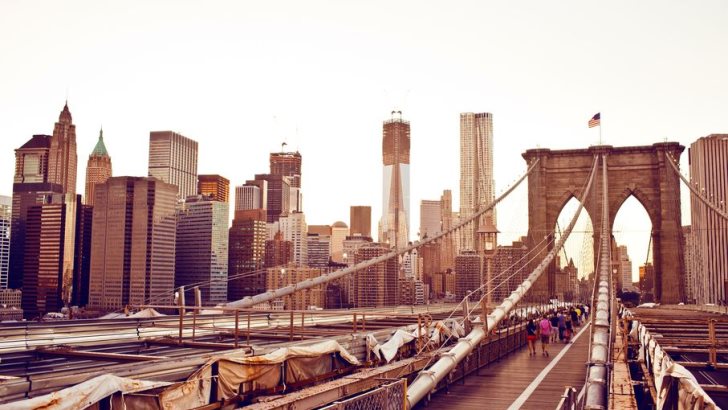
[2,1,727,281]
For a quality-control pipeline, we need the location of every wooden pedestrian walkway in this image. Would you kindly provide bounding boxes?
[423,322,592,410]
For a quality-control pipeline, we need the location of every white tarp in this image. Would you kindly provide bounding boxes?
[192,340,360,400]
[629,317,719,410]
[99,308,165,319]
[367,333,382,361]
[0,374,169,410]
[380,329,416,363]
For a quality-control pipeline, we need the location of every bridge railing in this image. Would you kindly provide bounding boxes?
[319,379,407,410]
[556,386,579,410]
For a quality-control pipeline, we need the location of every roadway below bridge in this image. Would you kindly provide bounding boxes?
[420,321,592,410]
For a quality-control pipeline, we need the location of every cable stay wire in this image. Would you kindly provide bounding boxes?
[224,158,541,309]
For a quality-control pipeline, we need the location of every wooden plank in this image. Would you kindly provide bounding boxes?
[423,325,592,410]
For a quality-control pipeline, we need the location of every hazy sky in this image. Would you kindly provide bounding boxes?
[2,1,727,281]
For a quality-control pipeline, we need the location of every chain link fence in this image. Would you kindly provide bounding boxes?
[319,379,406,410]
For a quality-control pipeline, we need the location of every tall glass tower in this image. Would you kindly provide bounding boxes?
[459,112,495,252]
[379,111,410,249]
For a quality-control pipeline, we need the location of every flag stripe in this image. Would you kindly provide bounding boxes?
[588,112,600,128]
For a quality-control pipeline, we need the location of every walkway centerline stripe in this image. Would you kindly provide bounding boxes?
[507,322,591,410]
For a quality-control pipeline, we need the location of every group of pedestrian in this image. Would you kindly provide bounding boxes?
[525,304,590,357]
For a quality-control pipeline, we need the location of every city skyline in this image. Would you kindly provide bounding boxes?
[2,1,727,282]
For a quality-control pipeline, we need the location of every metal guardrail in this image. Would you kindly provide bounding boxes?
[556,386,578,410]
[320,379,407,410]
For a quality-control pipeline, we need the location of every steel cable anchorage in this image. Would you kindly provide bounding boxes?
[405,155,599,409]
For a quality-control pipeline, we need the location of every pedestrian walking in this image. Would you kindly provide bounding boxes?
[539,315,551,357]
[526,319,538,356]
[557,311,566,341]
[549,312,559,343]
[570,308,579,329]
[564,316,573,343]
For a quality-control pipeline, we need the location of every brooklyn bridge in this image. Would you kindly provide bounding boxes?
[1,143,726,410]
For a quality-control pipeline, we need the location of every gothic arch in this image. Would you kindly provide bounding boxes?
[523,143,685,303]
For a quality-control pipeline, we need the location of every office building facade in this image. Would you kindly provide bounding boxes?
[21,193,77,318]
[688,134,728,304]
[148,131,198,199]
[88,177,177,311]
[266,266,323,310]
[350,205,372,237]
[10,134,63,290]
[254,174,290,223]
[0,196,10,289]
[353,242,398,307]
[279,212,307,266]
[455,249,482,301]
[228,210,267,301]
[235,181,267,212]
[198,174,230,203]
[420,199,441,240]
[176,196,229,305]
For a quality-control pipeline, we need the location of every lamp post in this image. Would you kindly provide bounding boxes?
[477,219,499,310]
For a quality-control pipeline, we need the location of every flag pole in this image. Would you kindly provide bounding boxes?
[599,112,602,145]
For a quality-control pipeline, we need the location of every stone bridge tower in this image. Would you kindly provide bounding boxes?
[522,143,685,304]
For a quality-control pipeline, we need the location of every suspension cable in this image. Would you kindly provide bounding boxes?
[405,155,599,409]
[666,152,728,220]
[224,159,541,309]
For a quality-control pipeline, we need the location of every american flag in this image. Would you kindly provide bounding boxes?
[588,112,601,128]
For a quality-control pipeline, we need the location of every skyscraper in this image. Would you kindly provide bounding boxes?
[72,202,93,307]
[148,131,199,199]
[350,206,371,237]
[615,245,634,292]
[254,174,290,223]
[235,181,267,212]
[420,200,441,240]
[270,151,303,214]
[440,190,455,270]
[48,103,78,194]
[682,225,696,303]
[455,249,482,301]
[266,266,324,310]
[10,134,64,290]
[21,193,77,318]
[176,196,229,305]
[689,134,728,304]
[307,233,331,268]
[265,231,294,270]
[379,112,410,249]
[270,151,302,188]
[492,237,529,302]
[228,209,267,301]
[353,242,398,307]
[198,174,230,203]
[88,177,177,311]
[330,221,349,263]
[459,112,495,252]
[84,129,112,206]
[0,196,11,289]
[279,212,308,266]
